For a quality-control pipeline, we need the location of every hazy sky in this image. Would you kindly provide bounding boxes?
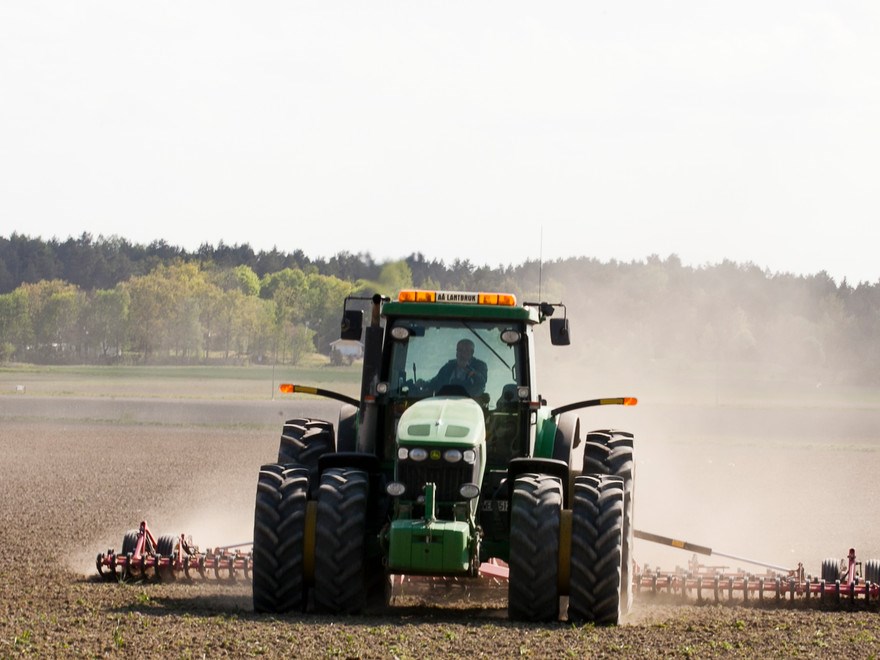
[2,2,878,284]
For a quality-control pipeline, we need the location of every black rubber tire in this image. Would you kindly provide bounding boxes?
[119,529,142,581]
[277,418,335,495]
[252,463,310,613]
[336,404,358,453]
[583,430,635,614]
[155,534,178,580]
[865,559,880,585]
[121,529,139,556]
[313,467,370,614]
[821,558,840,583]
[569,474,625,625]
[551,412,580,467]
[156,534,177,557]
[508,473,562,621]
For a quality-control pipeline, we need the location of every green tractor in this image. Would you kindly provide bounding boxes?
[253,289,637,623]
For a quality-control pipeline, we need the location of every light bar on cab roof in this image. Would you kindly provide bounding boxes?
[398,290,436,303]
[398,290,516,306]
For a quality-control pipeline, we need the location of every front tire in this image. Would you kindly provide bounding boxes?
[508,473,562,621]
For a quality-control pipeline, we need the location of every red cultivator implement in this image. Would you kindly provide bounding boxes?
[633,531,880,609]
[97,522,880,611]
[96,521,253,582]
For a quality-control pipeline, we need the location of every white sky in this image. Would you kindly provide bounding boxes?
[1,1,878,284]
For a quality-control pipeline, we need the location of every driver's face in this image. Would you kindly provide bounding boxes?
[456,341,474,366]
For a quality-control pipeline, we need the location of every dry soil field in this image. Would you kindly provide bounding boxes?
[2,389,880,658]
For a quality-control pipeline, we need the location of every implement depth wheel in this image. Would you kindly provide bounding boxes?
[865,559,880,585]
[569,474,625,625]
[121,529,139,556]
[119,529,140,582]
[156,534,178,580]
[508,473,562,622]
[252,463,309,613]
[821,558,840,583]
[314,467,369,614]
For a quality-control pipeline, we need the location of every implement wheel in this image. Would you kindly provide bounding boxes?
[156,534,178,580]
[583,429,635,614]
[821,558,839,583]
[252,463,309,613]
[569,474,625,625]
[121,529,139,556]
[508,473,562,621]
[156,534,176,557]
[865,559,880,585]
[314,467,369,613]
[277,418,335,495]
[119,529,140,581]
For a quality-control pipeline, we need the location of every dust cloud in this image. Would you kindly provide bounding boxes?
[534,311,880,577]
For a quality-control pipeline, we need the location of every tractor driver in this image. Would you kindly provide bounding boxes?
[423,338,488,397]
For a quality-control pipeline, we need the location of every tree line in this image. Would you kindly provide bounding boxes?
[0,258,412,366]
[1,233,878,385]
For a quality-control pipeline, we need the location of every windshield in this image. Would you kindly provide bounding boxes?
[386,319,524,409]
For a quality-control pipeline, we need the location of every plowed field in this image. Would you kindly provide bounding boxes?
[2,396,879,658]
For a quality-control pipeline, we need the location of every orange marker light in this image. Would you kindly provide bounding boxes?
[624,397,638,406]
[477,292,517,306]
[279,383,321,395]
[398,290,436,303]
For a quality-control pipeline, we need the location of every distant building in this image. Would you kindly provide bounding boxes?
[329,339,364,361]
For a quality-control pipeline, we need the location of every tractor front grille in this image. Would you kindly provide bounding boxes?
[397,459,476,502]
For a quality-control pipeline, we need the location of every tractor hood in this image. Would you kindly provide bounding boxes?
[397,397,486,448]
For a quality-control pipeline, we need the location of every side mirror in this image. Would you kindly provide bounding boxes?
[340,309,364,340]
[549,317,570,346]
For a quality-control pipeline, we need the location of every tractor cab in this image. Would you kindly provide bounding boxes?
[379,315,530,467]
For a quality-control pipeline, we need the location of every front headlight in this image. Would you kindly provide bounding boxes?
[409,447,429,462]
[444,449,463,463]
[459,483,481,500]
[386,482,406,497]
[462,449,476,464]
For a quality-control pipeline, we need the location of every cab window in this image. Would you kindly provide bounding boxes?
[386,320,523,409]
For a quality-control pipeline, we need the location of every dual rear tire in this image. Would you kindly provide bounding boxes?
[569,475,625,624]
[507,472,625,624]
[508,474,562,621]
[252,464,370,614]
[583,430,635,615]
[252,464,309,613]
